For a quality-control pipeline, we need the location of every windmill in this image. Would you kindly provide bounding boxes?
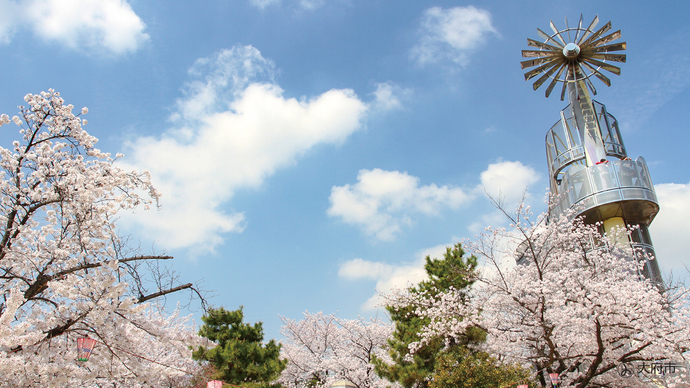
[520,16,662,283]
[521,15,626,100]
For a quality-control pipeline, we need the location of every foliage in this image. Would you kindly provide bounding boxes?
[279,311,399,388]
[373,244,481,388]
[193,307,287,387]
[405,200,690,387]
[429,347,531,388]
[376,244,526,388]
[0,90,202,387]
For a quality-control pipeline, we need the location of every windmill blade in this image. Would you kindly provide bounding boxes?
[573,14,584,43]
[545,64,566,98]
[521,56,558,69]
[527,38,561,51]
[522,50,556,58]
[583,57,621,75]
[560,81,568,100]
[522,16,624,99]
[581,21,612,46]
[581,61,612,86]
[550,20,568,46]
[590,53,626,63]
[589,30,622,47]
[577,15,600,44]
[538,28,563,47]
[562,64,576,100]
[524,57,560,80]
[533,59,565,90]
[584,42,627,53]
[581,66,598,95]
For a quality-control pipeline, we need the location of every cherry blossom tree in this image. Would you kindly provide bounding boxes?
[395,200,690,388]
[278,311,401,388]
[374,244,530,388]
[0,90,204,387]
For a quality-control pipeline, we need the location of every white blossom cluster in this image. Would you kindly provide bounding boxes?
[389,201,690,388]
[279,311,401,388]
[0,90,202,387]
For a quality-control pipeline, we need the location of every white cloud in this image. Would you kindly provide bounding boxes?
[339,243,451,311]
[370,82,410,112]
[338,245,443,310]
[339,258,398,281]
[298,0,325,10]
[411,6,498,67]
[649,182,690,271]
[329,161,540,241]
[334,161,541,310]
[120,45,369,252]
[249,0,280,9]
[173,45,277,122]
[327,169,472,241]
[248,0,334,10]
[0,0,18,44]
[478,160,541,204]
[13,0,149,54]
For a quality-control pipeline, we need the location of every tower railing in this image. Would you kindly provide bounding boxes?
[546,101,626,184]
[551,157,658,222]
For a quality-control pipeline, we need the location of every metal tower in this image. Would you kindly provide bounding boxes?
[521,15,662,282]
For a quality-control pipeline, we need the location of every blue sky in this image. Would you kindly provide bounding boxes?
[1,0,689,339]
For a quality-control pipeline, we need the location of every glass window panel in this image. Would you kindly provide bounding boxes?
[622,188,646,200]
[565,166,587,204]
[595,190,622,205]
[590,163,617,191]
[636,162,653,189]
[616,160,640,187]
[608,115,624,147]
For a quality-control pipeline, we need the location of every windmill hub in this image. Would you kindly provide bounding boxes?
[563,43,580,58]
[521,15,626,99]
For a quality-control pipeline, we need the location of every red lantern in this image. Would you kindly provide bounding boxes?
[548,372,559,387]
[207,381,223,388]
[77,337,97,361]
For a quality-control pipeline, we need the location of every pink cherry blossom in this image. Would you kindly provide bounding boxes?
[279,311,401,388]
[0,90,203,387]
[389,198,690,388]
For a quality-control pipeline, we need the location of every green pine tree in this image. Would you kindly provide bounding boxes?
[372,243,481,388]
[429,347,531,388]
[193,307,287,388]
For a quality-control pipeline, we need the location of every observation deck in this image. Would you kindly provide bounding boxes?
[546,102,659,225]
